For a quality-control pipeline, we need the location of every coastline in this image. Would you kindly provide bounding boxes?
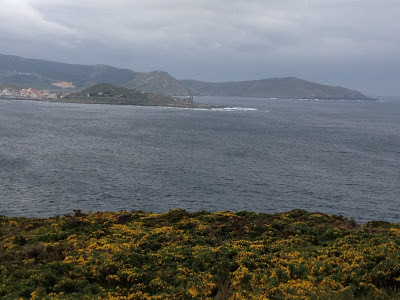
[0,96,217,109]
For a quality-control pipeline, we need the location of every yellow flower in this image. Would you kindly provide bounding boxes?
[188,286,198,297]
[106,275,120,282]
[389,228,400,235]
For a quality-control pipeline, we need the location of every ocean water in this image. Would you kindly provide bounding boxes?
[0,97,399,223]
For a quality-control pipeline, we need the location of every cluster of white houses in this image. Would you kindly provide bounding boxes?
[0,88,63,100]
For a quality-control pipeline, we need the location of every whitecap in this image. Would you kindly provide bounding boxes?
[211,107,258,112]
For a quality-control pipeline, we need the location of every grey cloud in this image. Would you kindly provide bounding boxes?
[0,0,79,39]
[0,0,399,95]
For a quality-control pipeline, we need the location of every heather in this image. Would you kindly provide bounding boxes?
[1,209,399,299]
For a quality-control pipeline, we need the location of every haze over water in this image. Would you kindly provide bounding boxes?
[0,97,399,223]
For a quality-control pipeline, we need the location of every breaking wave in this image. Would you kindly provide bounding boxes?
[211,107,258,112]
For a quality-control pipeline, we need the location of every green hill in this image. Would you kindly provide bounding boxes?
[82,83,148,99]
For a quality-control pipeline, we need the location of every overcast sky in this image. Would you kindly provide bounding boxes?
[0,0,399,96]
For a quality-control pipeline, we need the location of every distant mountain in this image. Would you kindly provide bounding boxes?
[0,54,372,100]
[179,77,372,100]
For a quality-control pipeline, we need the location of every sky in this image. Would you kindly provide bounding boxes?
[0,0,399,96]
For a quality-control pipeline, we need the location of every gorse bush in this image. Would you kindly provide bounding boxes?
[0,209,399,299]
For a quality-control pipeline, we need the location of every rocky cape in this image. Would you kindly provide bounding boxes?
[0,53,373,100]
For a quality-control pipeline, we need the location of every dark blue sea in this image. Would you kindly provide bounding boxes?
[1,97,399,223]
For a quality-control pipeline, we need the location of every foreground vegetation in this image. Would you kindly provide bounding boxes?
[1,209,399,299]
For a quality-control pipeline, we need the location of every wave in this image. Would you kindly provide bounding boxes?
[211,107,258,112]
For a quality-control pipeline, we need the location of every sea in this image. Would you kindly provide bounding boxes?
[0,96,399,223]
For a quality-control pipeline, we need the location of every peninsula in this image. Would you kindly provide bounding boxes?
[58,84,214,108]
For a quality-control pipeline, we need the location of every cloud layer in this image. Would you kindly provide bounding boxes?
[1,0,399,95]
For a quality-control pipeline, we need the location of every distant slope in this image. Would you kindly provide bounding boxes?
[0,54,137,90]
[180,77,372,100]
[123,71,189,96]
[0,82,26,90]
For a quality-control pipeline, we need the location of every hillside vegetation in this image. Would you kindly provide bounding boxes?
[123,71,189,96]
[0,82,26,90]
[1,210,399,299]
